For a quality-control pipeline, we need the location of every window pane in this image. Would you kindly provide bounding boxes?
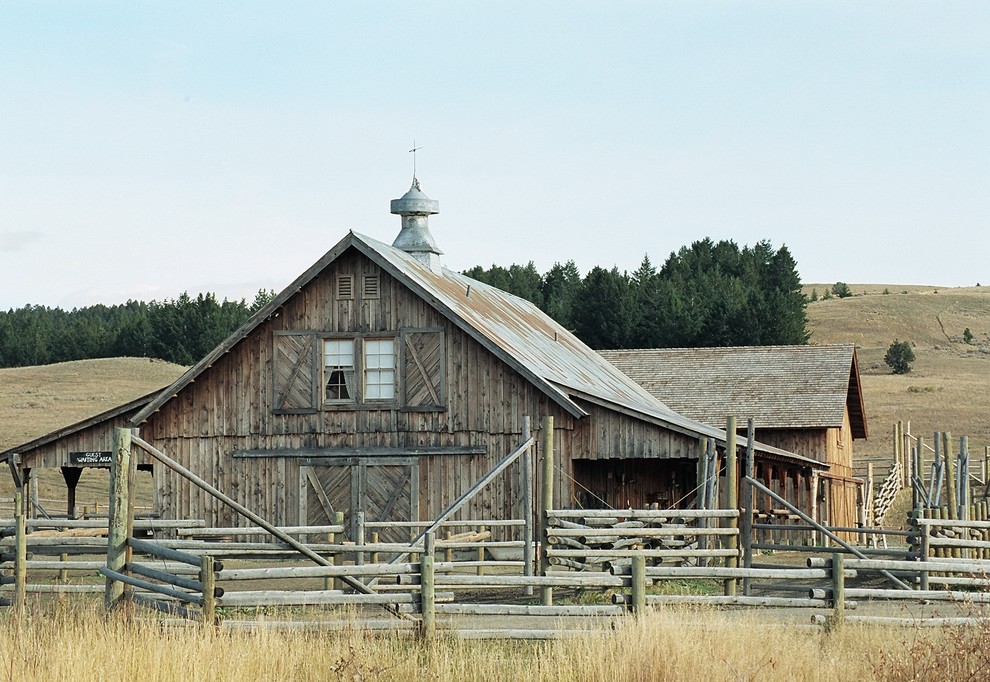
[324,339,355,402]
[363,339,395,400]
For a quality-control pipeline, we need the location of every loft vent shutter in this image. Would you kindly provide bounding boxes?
[362,274,380,299]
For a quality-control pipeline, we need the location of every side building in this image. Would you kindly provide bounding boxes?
[600,344,868,530]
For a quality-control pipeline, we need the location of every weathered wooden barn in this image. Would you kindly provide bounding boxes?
[599,345,868,529]
[3,181,833,535]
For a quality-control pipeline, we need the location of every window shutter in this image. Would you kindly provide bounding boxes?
[273,332,318,413]
[400,328,445,411]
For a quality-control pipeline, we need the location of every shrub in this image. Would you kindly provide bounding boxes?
[885,339,916,374]
[831,282,852,298]
[963,328,974,344]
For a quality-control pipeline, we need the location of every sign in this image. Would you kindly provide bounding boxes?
[69,451,113,467]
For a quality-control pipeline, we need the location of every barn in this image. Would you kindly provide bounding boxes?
[3,180,832,535]
[599,345,868,529]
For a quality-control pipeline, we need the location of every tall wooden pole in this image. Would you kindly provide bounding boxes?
[741,419,755,595]
[959,436,970,520]
[521,416,534,596]
[724,416,738,597]
[944,432,957,521]
[539,415,554,606]
[105,427,131,610]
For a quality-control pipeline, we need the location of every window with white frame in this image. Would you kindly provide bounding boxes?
[363,338,395,400]
[324,339,355,402]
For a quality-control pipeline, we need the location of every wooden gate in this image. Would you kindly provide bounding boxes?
[300,457,419,544]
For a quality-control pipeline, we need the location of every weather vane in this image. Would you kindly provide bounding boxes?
[409,141,423,185]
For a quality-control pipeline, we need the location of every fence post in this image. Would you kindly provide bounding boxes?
[13,490,26,611]
[355,510,366,567]
[944,432,957,521]
[420,531,436,641]
[631,553,646,616]
[959,436,970,521]
[332,511,345,591]
[201,555,216,626]
[521,416,534,596]
[918,513,930,591]
[741,419,755,596]
[724,416,738,597]
[105,427,131,610]
[831,552,845,625]
[540,415,554,606]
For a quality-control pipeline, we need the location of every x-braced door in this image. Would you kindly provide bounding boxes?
[300,457,419,544]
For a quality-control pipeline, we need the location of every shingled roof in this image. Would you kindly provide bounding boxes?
[599,344,867,439]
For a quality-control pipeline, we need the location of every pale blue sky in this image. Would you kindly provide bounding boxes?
[2,2,988,309]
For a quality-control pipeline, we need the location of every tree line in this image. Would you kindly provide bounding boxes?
[465,238,808,350]
[0,237,808,368]
[0,291,274,368]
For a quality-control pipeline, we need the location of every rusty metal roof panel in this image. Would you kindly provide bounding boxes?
[599,344,866,436]
[353,233,693,425]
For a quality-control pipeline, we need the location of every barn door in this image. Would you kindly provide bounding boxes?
[301,458,419,544]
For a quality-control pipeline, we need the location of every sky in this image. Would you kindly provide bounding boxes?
[1,2,988,310]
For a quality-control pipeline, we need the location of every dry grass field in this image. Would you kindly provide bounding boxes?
[2,600,988,681]
[803,284,990,461]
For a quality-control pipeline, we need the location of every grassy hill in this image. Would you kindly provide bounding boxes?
[803,284,990,461]
[0,357,186,452]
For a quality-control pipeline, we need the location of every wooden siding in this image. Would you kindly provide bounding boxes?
[14,414,153,471]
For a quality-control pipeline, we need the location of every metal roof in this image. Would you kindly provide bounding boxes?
[599,344,868,439]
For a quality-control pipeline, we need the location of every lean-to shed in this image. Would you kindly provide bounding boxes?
[599,345,867,529]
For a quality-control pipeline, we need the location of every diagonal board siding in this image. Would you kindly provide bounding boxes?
[401,329,444,410]
[304,461,416,544]
[273,332,317,413]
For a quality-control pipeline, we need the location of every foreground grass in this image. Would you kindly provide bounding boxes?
[4,601,990,681]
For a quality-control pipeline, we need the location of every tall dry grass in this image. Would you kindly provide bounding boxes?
[2,599,983,682]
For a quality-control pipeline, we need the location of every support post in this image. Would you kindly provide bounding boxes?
[741,419,755,595]
[919,514,930,591]
[539,415,555,606]
[61,466,83,520]
[521,416,534,596]
[13,490,26,611]
[419,531,436,641]
[105,427,131,610]
[631,553,646,616]
[200,555,216,626]
[724,416,738,597]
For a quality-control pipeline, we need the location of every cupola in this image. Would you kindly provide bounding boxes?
[390,177,443,271]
